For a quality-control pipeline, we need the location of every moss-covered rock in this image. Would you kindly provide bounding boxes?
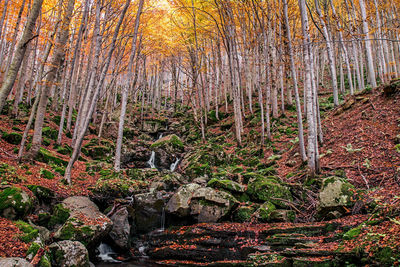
[0,186,34,219]
[317,176,356,219]
[2,131,22,145]
[82,138,114,160]
[166,183,202,217]
[91,169,148,198]
[37,148,68,166]
[15,220,39,243]
[49,240,89,267]
[233,206,256,222]
[48,204,70,228]
[207,178,245,193]
[256,202,277,222]
[190,187,238,223]
[54,197,113,249]
[246,176,292,208]
[25,185,54,203]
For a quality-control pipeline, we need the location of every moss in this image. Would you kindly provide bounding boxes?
[42,127,58,141]
[85,145,112,160]
[246,176,292,207]
[40,168,55,180]
[234,206,255,222]
[150,134,184,151]
[48,204,70,228]
[39,253,51,267]
[42,138,51,146]
[56,144,72,155]
[26,185,54,201]
[257,202,277,222]
[38,148,68,166]
[374,247,398,265]
[0,163,23,183]
[343,225,363,240]
[207,178,244,193]
[53,166,65,176]
[15,220,39,242]
[27,242,41,256]
[2,132,22,145]
[0,187,32,218]
[57,219,94,246]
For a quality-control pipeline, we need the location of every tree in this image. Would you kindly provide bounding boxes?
[0,0,44,113]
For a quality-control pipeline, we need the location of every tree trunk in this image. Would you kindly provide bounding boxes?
[0,0,44,113]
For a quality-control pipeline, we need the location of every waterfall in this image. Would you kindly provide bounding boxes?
[147,133,163,169]
[97,243,120,263]
[170,158,180,172]
[160,207,165,231]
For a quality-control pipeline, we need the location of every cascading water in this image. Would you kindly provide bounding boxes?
[170,158,180,172]
[160,207,166,231]
[147,133,163,169]
[97,243,120,263]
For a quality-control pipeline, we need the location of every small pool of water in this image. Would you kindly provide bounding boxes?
[95,258,165,267]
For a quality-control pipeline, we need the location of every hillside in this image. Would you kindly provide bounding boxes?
[0,82,399,266]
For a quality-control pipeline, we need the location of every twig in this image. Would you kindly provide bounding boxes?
[358,164,369,189]
[270,197,303,214]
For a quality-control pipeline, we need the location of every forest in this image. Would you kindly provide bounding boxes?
[0,0,399,266]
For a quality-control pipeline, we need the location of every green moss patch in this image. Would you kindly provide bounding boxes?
[15,220,39,242]
[2,131,22,145]
[37,148,68,166]
[246,176,292,208]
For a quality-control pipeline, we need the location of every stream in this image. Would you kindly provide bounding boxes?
[96,132,176,266]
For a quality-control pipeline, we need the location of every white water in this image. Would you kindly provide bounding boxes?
[170,158,180,172]
[97,243,121,263]
[147,134,163,169]
[160,207,165,231]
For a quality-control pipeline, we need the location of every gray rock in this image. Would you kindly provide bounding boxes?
[134,191,172,233]
[317,177,355,219]
[49,240,89,267]
[109,207,130,249]
[0,258,33,267]
[166,183,201,217]
[190,187,238,223]
[0,186,34,220]
[54,196,112,249]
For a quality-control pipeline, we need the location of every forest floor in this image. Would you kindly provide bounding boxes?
[0,83,399,263]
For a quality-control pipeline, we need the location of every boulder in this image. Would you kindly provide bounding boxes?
[151,134,184,169]
[0,258,33,267]
[190,187,238,223]
[246,176,292,208]
[257,207,295,223]
[317,177,355,219]
[149,172,188,193]
[134,191,173,233]
[207,178,245,193]
[120,143,152,169]
[49,240,89,267]
[166,183,201,217]
[0,186,34,219]
[54,197,112,249]
[109,207,130,249]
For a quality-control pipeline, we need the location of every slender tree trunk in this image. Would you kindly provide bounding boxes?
[0,0,44,113]
[27,0,75,159]
[359,0,377,88]
[114,0,144,171]
[65,0,130,184]
[283,0,306,162]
